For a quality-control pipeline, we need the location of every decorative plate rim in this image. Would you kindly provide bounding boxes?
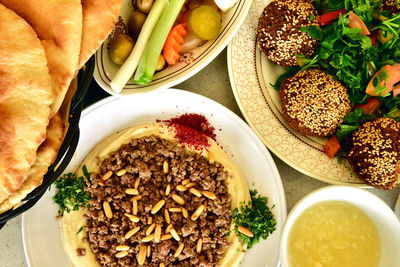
[227,0,368,186]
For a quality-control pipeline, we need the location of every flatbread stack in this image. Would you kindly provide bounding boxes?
[0,0,124,214]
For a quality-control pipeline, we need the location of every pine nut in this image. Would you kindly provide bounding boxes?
[154,224,162,242]
[117,169,127,176]
[165,224,173,234]
[103,201,113,219]
[134,178,140,189]
[208,151,215,164]
[176,185,187,192]
[147,245,151,257]
[116,245,130,251]
[125,213,140,222]
[115,251,128,258]
[137,246,146,265]
[171,194,185,205]
[99,180,106,186]
[164,209,170,224]
[126,188,139,195]
[125,226,140,239]
[191,204,205,221]
[163,160,169,173]
[165,184,171,196]
[181,208,188,218]
[170,228,180,241]
[169,207,182,212]
[189,188,202,197]
[131,195,142,201]
[182,179,191,185]
[147,217,153,225]
[238,226,254,237]
[142,234,154,242]
[185,182,196,188]
[146,223,156,236]
[160,234,172,241]
[132,199,138,215]
[151,200,165,214]
[196,238,203,253]
[174,243,184,257]
[202,190,216,200]
[101,170,112,180]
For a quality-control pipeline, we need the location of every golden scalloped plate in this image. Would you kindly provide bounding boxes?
[227,0,366,186]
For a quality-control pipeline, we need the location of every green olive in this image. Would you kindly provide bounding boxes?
[155,55,166,71]
[128,11,147,40]
[187,5,221,40]
[109,34,134,65]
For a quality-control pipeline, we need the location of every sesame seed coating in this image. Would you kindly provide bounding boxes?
[279,68,352,137]
[381,0,400,14]
[348,118,400,190]
[257,0,319,66]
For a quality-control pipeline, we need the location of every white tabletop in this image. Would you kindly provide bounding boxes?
[1,48,399,267]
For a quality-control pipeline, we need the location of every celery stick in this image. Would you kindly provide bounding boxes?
[110,0,168,93]
[134,0,186,84]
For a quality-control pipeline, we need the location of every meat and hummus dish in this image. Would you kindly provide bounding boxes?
[60,123,255,266]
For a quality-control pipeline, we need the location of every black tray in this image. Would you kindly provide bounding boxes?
[0,56,95,229]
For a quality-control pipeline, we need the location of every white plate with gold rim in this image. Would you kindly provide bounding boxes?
[22,89,286,267]
[227,0,364,185]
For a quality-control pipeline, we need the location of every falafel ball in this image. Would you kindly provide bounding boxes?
[257,0,319,66]
[381,0,400,14]
[279,68,352,137]
[348,118,400,190]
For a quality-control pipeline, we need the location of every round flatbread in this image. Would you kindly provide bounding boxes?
[0,4,53,204]
[79,0,124,68]
[0,113,64,214]
[61,123,250,267]
[0,0,83,117]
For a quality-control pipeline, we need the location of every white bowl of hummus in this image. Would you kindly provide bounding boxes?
[280,186,400,267]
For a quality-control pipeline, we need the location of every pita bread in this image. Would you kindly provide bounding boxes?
[78,0,124,68]
[0,0,83,117]
[0,114,64,214]
[0,4,53,204]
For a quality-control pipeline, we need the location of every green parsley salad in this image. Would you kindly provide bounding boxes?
[275,0,400,159]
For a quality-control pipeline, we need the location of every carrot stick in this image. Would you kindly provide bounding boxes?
[163,23,187,65]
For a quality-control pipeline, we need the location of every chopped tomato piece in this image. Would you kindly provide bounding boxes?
[324,136,341,159]
[353,97,381,115]
[393,84,400,97]
[366,64,400,96]
[319,9,346,26]
[348,11,370,35]
[370,34,377,46]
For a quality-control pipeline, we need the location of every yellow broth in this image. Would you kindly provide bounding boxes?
[288,200,381,267]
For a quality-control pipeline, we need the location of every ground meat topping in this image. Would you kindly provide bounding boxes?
[348,118,400,189]
[257,0,319,66]
[279,68,352,137]
[85,135,232,266]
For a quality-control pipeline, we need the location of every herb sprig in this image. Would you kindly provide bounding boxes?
[52,167,91,215]
[232,190,276,249]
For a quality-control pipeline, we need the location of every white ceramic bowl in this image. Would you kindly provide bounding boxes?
[280,186,400,267]
[94,0,252,95]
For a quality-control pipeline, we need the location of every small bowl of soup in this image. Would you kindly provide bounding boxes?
[280,185,400,267]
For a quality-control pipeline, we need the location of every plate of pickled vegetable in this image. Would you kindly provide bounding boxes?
[93,0,252,95]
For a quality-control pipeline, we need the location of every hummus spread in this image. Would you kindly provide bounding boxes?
[61,123,250,266]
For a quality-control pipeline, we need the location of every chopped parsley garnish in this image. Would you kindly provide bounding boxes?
[336,108,374,141]
[52,167,91,215]
[232,190,276,249]
[76,225,86,235]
